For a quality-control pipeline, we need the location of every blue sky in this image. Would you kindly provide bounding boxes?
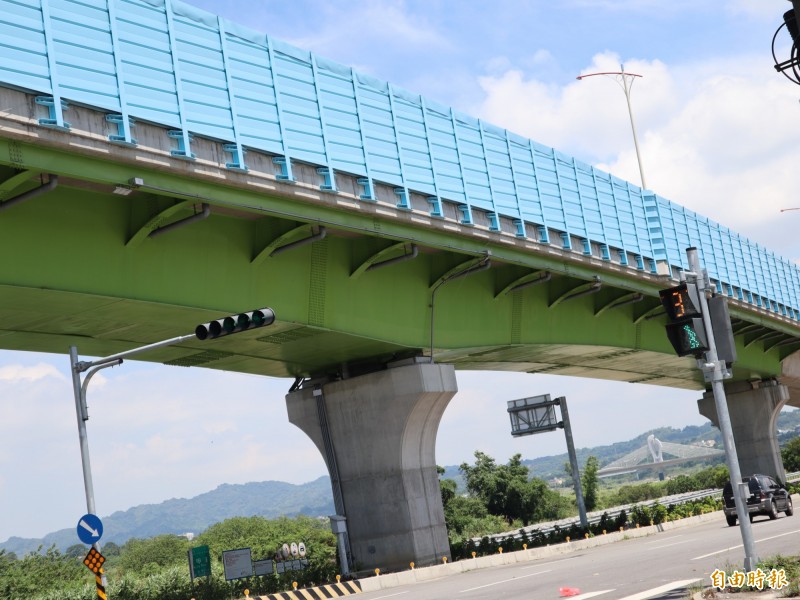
[1,0,799,543]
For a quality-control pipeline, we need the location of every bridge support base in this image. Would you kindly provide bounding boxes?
[286,360,456,572]
[698,380,789,482]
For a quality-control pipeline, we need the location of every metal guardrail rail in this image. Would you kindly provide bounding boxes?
[478,471,800,544]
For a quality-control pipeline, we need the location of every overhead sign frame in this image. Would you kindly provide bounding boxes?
[507,394,562,437]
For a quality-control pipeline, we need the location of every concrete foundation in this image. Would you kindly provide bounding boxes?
[698,380,789,482]
[286,361,457,572]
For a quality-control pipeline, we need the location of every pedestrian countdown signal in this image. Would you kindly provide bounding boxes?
[659,282,709,358]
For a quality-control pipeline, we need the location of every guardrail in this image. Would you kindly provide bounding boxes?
[478,471,800,545]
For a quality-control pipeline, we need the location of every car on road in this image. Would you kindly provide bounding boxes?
[722,474,793,526]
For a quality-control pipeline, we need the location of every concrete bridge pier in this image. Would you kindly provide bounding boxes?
[697,380,789,483]
[286,360,457,572]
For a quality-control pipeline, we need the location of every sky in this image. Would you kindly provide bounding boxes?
[2,0,800,543]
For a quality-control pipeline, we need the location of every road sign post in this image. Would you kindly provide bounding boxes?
[188,545,211,580]
[83,547,107,600]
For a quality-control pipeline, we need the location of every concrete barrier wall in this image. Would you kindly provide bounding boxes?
[359,511,724,593]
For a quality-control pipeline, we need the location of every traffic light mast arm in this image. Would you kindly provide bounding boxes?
[75,333,196,373]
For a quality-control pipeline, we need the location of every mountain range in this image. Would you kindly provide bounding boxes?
[4,411,799,557]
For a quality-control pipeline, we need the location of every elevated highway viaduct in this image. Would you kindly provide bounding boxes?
[1,0,799,572]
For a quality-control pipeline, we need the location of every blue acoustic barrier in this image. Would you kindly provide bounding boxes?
[0,0,798,317]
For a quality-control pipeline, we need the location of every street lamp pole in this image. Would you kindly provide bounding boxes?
[577,65,648,190]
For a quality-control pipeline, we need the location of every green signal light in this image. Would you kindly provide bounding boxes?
[683,323,702,349]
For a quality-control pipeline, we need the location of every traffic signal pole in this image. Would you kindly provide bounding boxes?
[69,308,275,599]
[685,247,758,571]
[70,333,197,594]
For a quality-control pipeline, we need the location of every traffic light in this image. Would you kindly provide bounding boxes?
[785,1,800,45]
[195,308,275,340]
[659,282,709,358]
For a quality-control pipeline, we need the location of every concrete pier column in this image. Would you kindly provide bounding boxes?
[286,360,457,572]
[698,380,789,482]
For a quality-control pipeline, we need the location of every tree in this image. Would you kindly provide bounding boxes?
[460,451,567,526]
[102,541,121,557]
[0,546,85,599]
[439,475,508,544]
[581,456,600,512]
[196,515,337,587]
[118,534,190,574]
[65,544,86,559]
[782,436,800,472]
[664,475,695,495]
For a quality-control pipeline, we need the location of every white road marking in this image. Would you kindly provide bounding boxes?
[458,569,551,592]
[692,528,800,560]
[570,591,615,599]
[643,535,682,545]
[648,539,690,550]
[520,556,579,569]
[615,579,701,600]
[367,592,409,599]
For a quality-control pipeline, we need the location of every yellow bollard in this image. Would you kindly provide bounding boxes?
[498,547,503,554]
[292,582,298,591]
[523,544,527,550]
[619,527,624,533]
[566,536,570,542]
[244,590,250,599]
[636,523,640,528]
[410,561,415,569]
[584,533,589,539]
[336,575,341,583]
[375,568,380,576]
[602,529,606,535]
[442,557,448,564]
[471,551,476,558]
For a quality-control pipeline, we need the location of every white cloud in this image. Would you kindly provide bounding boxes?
[0,363,65,383]
[475,51,800,256]
[284,1,451,74]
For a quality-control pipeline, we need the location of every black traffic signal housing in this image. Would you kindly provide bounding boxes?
[195,308,275,340]
[659,282,709,358]
[786,0,800,44]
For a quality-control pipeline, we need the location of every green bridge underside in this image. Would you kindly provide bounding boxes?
[0,139,794,390]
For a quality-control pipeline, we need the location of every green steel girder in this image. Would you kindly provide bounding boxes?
[594,292,645,317]
[0,138,794,388]
[0,169,41,200]
[350,242,417,279]
[494,270,550,298]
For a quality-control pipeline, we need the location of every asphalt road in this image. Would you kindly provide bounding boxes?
[359,506,799,600]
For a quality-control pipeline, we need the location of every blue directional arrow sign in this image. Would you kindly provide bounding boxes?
[77,513,103,545]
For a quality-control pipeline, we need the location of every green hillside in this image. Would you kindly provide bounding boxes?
[6,409,798,557]
[0,477,334,557]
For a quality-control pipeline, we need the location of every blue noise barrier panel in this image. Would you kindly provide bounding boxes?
[0,0,798,317]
